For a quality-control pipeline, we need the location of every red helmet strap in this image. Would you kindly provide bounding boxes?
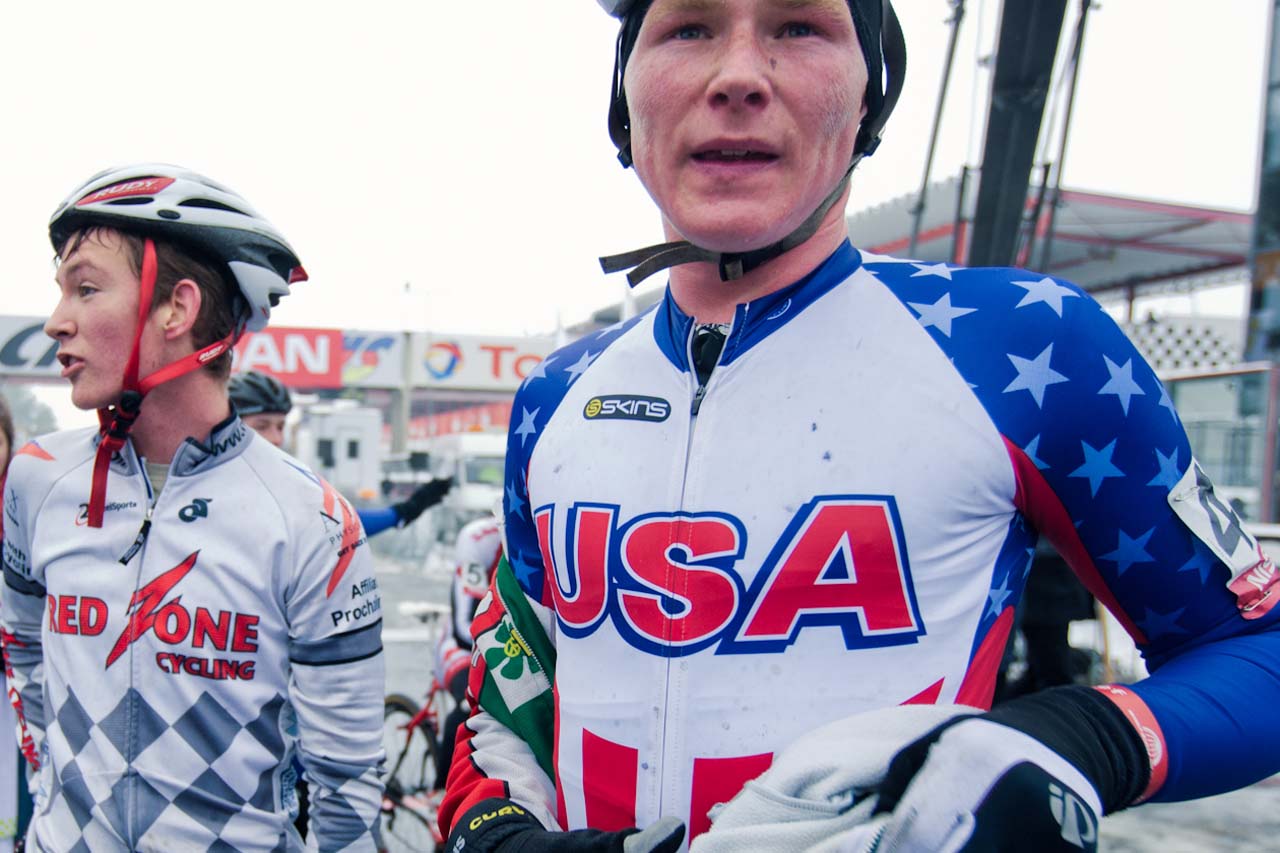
[84,238,238,528]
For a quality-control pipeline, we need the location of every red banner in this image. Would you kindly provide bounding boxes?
[232,327,344,388]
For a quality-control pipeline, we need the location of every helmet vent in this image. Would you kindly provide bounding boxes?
[178,198,248,215]
[104,197,152,206]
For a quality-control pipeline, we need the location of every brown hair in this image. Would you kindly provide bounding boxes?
[58,227,240,379]
[0,395,14,468]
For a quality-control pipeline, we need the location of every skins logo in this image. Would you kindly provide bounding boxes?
[583,395,671,423]
[178,498,212,523]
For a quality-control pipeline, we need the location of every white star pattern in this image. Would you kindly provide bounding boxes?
[1024,435,1050,470]
[910,262,953,280]
[522,354,556,384]
[987,575,1013,618]
[1157,383,1178,419]
[514,407,540,447]
[907,293,977,337]
[1003,344,1070,407]
[564,350,598,385]
[1011,277,1079,316]
[1097,356,1146,415]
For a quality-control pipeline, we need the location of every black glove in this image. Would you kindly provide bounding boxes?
[392,477,454,525]
[871,686,1149,852]
[449,798,685,853]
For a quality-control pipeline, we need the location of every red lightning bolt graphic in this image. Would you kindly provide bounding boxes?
[322,480,361,597]
[105,552,199,668]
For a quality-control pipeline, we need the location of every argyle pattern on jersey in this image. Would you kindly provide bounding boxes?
[40,685,295,851]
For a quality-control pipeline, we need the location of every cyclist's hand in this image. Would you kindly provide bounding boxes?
[449,798,685,853]
[393,477,454,525]
[872,715,1103,852]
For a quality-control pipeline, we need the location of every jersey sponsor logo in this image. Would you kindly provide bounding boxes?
[208,421,248,456]
[534,495,925,657]
[103,552,261,680]
[466,802,528,832]
[319,479,366,596]
[178,498,212,523]
[5,487,19,530]
[74,500,137,527]
[2,541,29,576]
[331,595,382,628]
[1048,783,1098,848]
[583,395,671,423]
[47,595,108,636]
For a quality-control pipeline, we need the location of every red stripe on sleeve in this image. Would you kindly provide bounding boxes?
[1003,437,1145,643]
[955,606,1015,709]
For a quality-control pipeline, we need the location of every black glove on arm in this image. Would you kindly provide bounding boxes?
[872,686,1150,852]
[449,798,685,853]
[392,477,454,525]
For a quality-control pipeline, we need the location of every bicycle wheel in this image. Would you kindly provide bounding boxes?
[381,694,440,852]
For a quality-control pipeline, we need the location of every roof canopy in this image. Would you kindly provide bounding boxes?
[847,175,1253,295]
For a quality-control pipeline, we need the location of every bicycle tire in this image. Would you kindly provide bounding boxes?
[381,694,440,852]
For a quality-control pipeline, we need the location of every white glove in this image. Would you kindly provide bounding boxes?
[691,704,972,853]
[871,717,1103,852]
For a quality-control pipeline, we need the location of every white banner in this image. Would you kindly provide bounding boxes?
[410,333,554,391]
[0,316,60,378]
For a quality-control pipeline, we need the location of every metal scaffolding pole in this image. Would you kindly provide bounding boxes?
[909,1,967,257]
[1038,0,1095,272]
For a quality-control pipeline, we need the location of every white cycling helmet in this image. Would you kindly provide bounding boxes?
[49,164,306,333]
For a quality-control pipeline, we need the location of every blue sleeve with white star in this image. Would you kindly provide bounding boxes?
[873,260,1280,800]
[502,317,645,603]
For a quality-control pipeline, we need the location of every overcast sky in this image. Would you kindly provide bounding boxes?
[1,0,1270,356]
[3,1,1271,337]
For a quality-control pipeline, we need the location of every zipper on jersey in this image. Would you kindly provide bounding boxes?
[117,503,153,566]
[119,454,157,565]
[688,322,730,417]
[653,315,735,816]
[120,448,162,846]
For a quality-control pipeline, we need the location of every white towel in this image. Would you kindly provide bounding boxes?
[691,704,977,853]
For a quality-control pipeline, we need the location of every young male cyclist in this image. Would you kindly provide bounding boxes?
[1,165,385,851]
[229,370,454,537]
[440,2,1280,851]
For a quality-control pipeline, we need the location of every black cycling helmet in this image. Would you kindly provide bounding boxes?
[229,370,292,416]
[596,0,907,285]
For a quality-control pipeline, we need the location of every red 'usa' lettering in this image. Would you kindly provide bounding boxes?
[618,515,741,648]
[738,498,919,645]
[538,496,922,656]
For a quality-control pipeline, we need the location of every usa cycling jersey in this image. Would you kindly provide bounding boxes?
[0,415,384,852]
[439,241,1280,845]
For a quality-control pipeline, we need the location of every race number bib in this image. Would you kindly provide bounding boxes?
[1169,459,1277,619]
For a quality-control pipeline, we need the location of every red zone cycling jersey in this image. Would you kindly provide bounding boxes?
[1,416,384,852]
[440,243,1280,846]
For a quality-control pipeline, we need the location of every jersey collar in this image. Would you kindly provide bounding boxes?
[653,240,862,373]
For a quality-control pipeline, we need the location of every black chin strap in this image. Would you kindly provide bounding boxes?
[600,0,906,288]
[599,169,854,286]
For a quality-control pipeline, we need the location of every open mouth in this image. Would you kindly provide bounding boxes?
[57,353,84,377]
[692,149,779,163]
